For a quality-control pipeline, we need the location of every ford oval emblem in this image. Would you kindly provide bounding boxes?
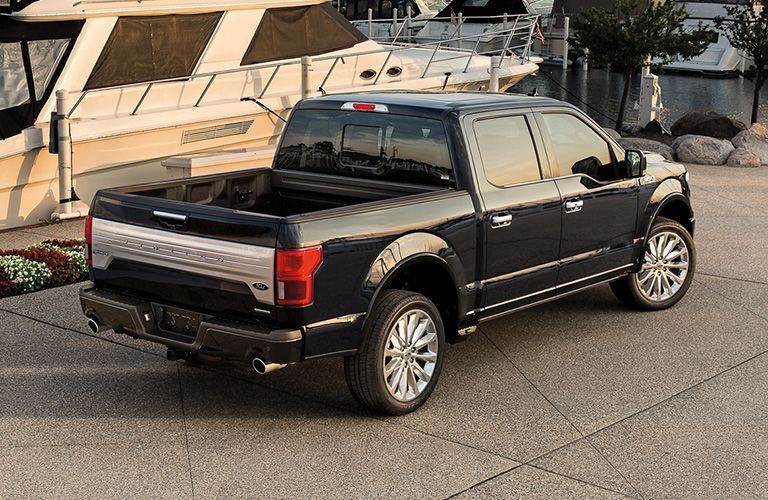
[253,282,270,291]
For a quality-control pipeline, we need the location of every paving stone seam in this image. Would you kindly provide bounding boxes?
[0,305,165,359]
[479,327,646,499]
[518,348,768,486]
[696,272,768,287]
[185,362,523,466]
[176,364,196,500]
[443,463,639,499]
[695,278,768,324]
[0,303,522,466]
[443,463,522,499]
[526,464,640,499]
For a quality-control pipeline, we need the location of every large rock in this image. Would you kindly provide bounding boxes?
[618,137,674,161]
[602,127,622,142]
[643,119,671,136]
[671,111,746,139]
[731,123,768,165]
[727,148,761,168]
[673,134,734,165]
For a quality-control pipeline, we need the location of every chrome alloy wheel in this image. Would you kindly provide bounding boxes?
[383,309,439,402]
[635,231,690,302]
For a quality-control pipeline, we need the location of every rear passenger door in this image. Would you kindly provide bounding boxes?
[464,111,562,319]
[535,110,639,291]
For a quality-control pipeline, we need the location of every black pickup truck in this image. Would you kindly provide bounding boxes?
[80,92,696,415]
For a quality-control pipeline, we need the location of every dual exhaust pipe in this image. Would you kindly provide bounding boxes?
[86,316,107,334]
[86,317,288,375]
[251,357,290,375]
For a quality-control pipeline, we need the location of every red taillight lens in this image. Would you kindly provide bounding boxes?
[84,215,93,267]
[276,246,323,306]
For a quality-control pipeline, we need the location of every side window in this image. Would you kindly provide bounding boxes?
[0,42,28,111]
[473,115,541,187]
[540,113,620,182]
[241,4,367,65]
[85,13,222,90]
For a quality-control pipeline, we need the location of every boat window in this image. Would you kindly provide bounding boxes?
[29,39,70,100]
[241,4,367,65]
[85,13,222,90]
[0,18,82,140]
[0,42,28,111]
[274,109,454,188]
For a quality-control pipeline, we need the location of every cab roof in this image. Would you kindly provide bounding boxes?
[296,91,569,118]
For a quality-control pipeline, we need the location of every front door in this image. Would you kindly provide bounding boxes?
[535,111,639,291]
[465,112,562,319]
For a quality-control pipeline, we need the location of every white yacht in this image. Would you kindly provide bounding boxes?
[0,0,540,230]
[663,0,750,74]
[340,0,449,40]
[414,0,538,53]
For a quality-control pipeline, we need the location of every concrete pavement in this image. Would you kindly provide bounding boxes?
[1,164,767,498]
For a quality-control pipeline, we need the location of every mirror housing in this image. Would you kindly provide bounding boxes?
[624,149,647,178]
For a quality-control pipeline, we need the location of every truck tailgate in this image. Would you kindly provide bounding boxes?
[90,190,280,319]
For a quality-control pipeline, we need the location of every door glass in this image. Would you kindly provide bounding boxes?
[541,113,619,182]
[473,115,541,187]
[0,42,29,111]
[28,39,70,99]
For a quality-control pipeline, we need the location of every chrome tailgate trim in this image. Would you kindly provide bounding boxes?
[91,218,275,305]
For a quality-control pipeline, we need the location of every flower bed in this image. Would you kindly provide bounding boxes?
[0,239,87,298]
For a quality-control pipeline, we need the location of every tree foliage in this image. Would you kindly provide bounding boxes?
[572,0,713,130]
[715,0,768,123]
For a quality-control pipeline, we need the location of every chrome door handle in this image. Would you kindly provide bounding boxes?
[564,200,584,213]
[490,213,512,228]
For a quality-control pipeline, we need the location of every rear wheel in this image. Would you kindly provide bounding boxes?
[611,217,695,310]
[344,290,445,415]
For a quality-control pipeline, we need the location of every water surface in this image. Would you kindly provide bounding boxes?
[512,66,768,129]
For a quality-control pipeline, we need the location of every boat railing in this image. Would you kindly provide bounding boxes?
[66,13,539,119]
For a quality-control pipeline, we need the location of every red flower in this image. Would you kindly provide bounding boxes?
[2,246,81,286]
[42,239,84,248]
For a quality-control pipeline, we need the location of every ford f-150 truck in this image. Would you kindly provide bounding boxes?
[80,92,696,415]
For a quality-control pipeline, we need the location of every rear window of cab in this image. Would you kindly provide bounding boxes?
[274,108,455,188]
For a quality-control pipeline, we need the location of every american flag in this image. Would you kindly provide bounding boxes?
[533,21,545,43]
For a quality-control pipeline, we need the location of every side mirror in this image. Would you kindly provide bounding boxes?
[624,149,646,178]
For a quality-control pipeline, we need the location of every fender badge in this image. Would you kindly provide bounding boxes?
[253,282,270,291]
[638,175,656,186]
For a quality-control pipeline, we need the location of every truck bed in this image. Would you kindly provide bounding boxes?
[118,167,442,218]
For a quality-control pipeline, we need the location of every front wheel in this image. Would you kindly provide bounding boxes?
[611,217,696,310]
[344,290,445,415]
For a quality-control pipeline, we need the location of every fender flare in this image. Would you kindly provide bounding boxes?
[361,232,468,320]
[644,192,693,242]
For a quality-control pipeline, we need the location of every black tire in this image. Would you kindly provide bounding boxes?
[344,289,445,415]
[611,217,696,311]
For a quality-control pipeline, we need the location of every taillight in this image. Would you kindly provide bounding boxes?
[275,246,323,306]
[341,102,389,113]
[84,215,93,267]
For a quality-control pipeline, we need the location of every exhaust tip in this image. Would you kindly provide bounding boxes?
[251,357,268,375]
[87,318,100,334]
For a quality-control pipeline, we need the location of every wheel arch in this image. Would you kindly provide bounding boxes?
[362,232,471,343]
[647,193,694,239]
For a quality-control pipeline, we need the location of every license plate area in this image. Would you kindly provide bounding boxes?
[151,303,201,341]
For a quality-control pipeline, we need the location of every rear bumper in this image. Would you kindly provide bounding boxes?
[79,286,302,364]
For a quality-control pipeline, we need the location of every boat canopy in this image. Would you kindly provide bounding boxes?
[242,3,367,63]
[436,0,528,21]
[0,17,82,139]
[85,12,222,90]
